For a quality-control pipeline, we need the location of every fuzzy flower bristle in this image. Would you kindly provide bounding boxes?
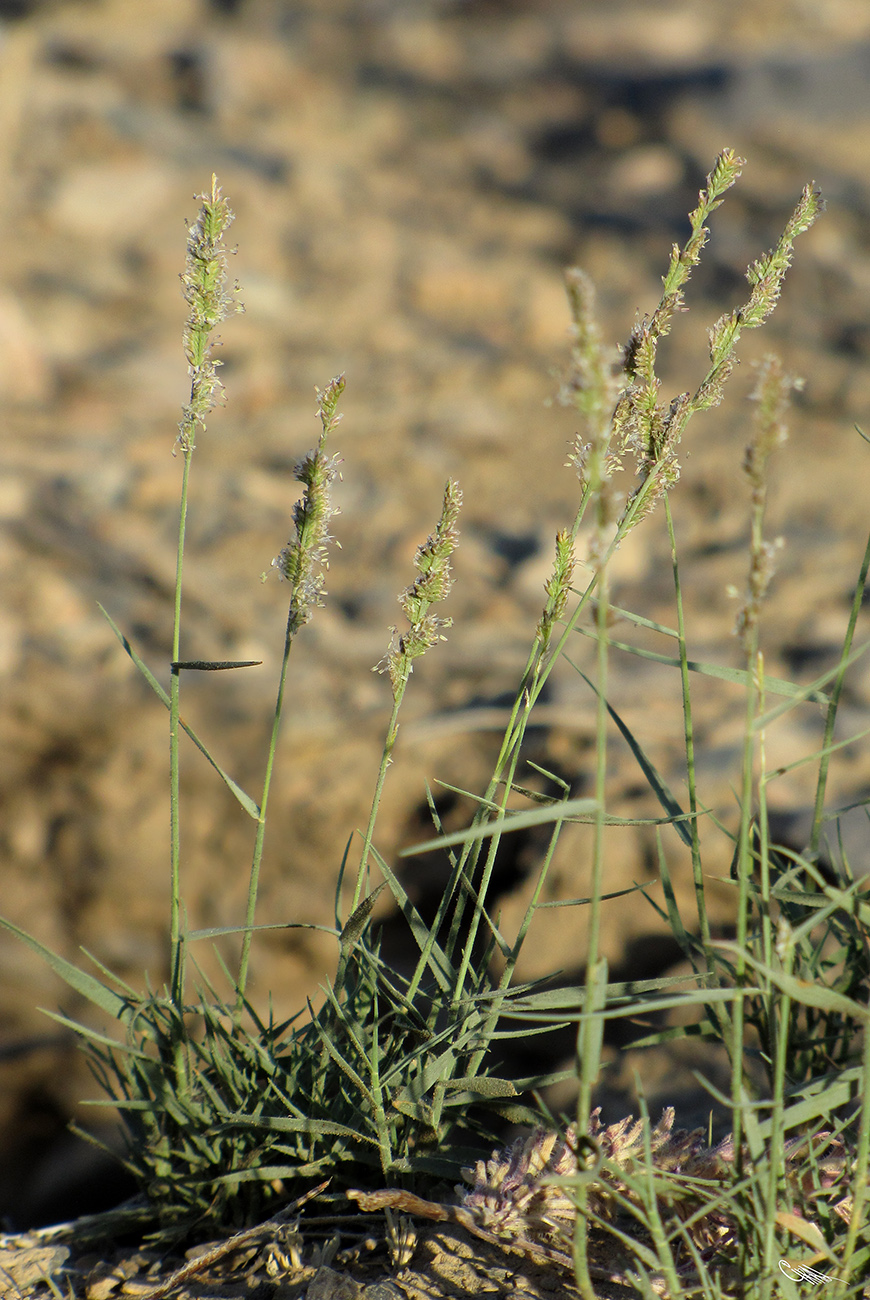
[535,529,575,654]
[176,175,243,454]
[734,354,800,650]
[272,375,345,635]
[379,479,461,698]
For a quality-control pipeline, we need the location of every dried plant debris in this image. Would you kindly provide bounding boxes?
[352,1107,856,1294]
[459,1109,854,1280]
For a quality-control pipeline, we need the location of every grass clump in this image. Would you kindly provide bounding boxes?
[1,157,868,1299]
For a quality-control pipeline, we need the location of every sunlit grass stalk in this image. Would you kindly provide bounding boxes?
[236,376,345,1007]
[729,596,762,1185]
[447,677,552,1004]
[755,682,775,996]
[664,498,709,956]
[168,452,191,1010]
[437,533,582,1002]
[490,160,821,802]
[764,911,796,1291]
[553,266,621,1299]
[487,161,750,768]
[810,486,870,857]
[352,480,462,917]
[751,674,791,1300]
[729,358,796,1280]
[352,690,404,917]
[573,564,611,1300]
[449,724,574,1087]
[436,272,614,1008]
[404,507,571,1009]
[466,536,579,1014]
[577,529,615,1125]
[171,177,241,1011]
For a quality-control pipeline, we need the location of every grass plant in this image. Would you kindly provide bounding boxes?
[1,157,868,1297]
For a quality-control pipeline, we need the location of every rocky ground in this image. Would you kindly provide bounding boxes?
[0,0,869,1254]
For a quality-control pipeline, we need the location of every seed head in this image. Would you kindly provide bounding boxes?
[379,480,462,698]
[176,176,243,454]
[272,376,345,635]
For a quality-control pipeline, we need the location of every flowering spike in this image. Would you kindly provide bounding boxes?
[272,375,345,635]
[379,479,462,698]
[176,176,244,454]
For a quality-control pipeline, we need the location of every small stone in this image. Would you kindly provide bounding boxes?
[307,1265,363,1300]
[0,1245,69,1290]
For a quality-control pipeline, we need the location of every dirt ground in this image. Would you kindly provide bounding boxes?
[1,0,870,1244]
[0,1210,655,1299]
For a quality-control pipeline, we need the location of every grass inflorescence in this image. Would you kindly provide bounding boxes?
[1,157,868,1298]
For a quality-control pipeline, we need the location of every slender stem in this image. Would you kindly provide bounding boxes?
[440,478,660,1010]
[462,816,566,1083]
[573,568,609,1300]
[577,558,609,1125]
[731,451,769,1264]
[665,497,709,955]
[352,689,405,915]
[169,174,239,1021]
[756,668,774,983]
[426,501,592,994]
[450,689,532,1007]
[237,375,344,1009]
[731,617,759,1178]
[763,916,792,1294]
[810,521,870,857]
[169,445,193,1011]
[235,609,296,1010]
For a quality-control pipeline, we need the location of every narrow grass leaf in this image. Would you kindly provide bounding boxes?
[572,625,829,703]
[310,1019,375,1108]
[752,639,870,731]
[367,849,455,993]
[489,1021,572,1040]
[225,1113,373,1142]
[439,1075,518,1098]
[430,780,504,813]
[500,970,710,1015]
[629,1017,723,1049]
[776,1211,835,1259]
[537,880,648,908]
[390,1047,459,1119]
[716,946,870,1017]
[41,1010,147,1057]
[77,948,141,998]
[655,834,694,957]
[187,921,339,941]
[568,660,694,849]
[99,605,260,820]
[340,882,388,950]
[594,603,680,638]
[400,796,597,855]
[503,985,747,1024]
[0,916,130,1020]
[760,1069,864,1138]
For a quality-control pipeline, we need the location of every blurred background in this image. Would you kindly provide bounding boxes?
[1,0,870,1227]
